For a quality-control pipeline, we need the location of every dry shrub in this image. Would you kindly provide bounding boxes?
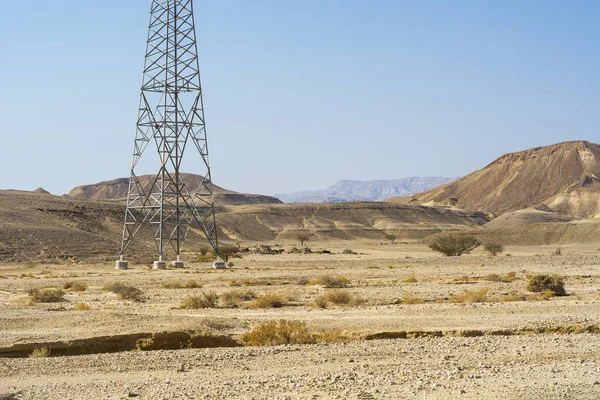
[249,293,285,309]
[401,293,424,304]
[163,280,201,289]
[323,290,354,305]
[30,347,51,358]
[219,289,257,308]
[526,274,566,296]
[485,272,517,283]
[241,320,316,346]
[180,291,219,309]
[10,297,35,307]
[74,302,92,310]
[229,280,242,287]
[342,249,356,255]
[312,295,328,309]
[295,277,310,286]
[194,254,216,262]
[453,275,472,283]
[103,283,144,302]
[450,288,489,303]
[28,288,65,303]
[403,273,417,283]
[501,294,526,302]
[198,246,210,256]
[63,281,88,292]
[240,320,351,346]
[309,275,351,288]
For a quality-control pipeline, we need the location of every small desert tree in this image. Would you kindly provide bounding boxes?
[217,245,241,262]
[297,231,312,246]
[429,234,480,256]
[384,233,397,244]
[484,243,504,256]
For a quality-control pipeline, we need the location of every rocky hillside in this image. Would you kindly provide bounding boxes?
[389,141,600,218]
[67,173,282,206]
[275,177,455,203]
[0,190,488,263]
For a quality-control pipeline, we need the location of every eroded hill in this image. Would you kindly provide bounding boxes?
[67,173,282,206]
[389,141,600,218]
[0,190,488,263]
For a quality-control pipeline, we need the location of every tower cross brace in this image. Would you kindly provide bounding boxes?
[117,0,218,270]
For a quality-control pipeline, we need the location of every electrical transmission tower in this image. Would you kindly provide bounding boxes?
[116,0,218,270]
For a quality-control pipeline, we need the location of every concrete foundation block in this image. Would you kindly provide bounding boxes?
[153,261,167,270]
[115,260,128,270]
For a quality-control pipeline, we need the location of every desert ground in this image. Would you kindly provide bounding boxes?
[1,241,600,399]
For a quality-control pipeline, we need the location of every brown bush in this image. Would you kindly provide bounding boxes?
[180,292,219,309]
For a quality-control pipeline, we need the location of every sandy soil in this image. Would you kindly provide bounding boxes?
[1,242,600,399]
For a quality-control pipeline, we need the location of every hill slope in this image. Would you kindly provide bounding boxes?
[388,141,600,218]
[67,173,282,206]
[0,190,488,263]
[275,177,455,203]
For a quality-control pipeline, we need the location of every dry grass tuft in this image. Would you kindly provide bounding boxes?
[401,293,425,304]
[240,320,352,346]
[403,273,418,283]
[450,288,489,303]
[163,280,201,289]
[308,275,351,288]
[323,289,355,305]
[240,320,316,346]
[180,291,219,309]
[103,283,144,302]
[30,347,51,358]
[74,302,92,310]
[63,281,88,292]
[10,297,35,307]
[28,288,65,303]
[249,293,285,309]
[501,294,526,302]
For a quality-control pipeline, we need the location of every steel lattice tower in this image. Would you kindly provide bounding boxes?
[117,0,218,270]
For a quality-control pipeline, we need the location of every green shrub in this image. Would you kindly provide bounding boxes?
[103,283,144,302]
[180,291,219,309]
[484,243,504,256]
[28,288,65,303]
[526,274,566,296]
[217,245,242,262]
[429,234,480,256]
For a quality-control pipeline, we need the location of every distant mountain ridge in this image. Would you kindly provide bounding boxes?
[275,177,456,203]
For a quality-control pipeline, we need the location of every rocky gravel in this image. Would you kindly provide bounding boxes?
[1,334,600,399]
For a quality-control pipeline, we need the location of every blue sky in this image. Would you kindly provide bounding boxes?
[1,0,598,195]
